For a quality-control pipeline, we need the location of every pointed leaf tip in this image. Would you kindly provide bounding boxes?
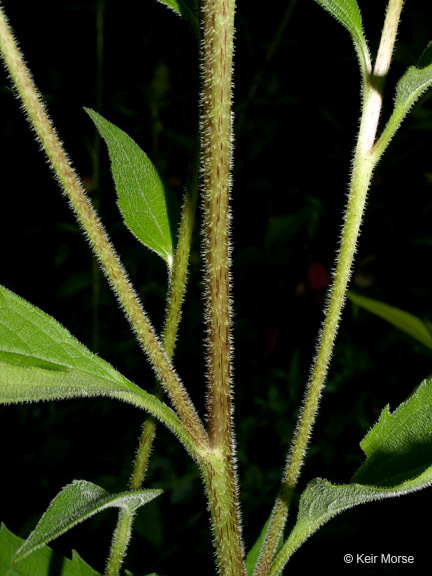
[15,480,163,561]
[156,0,200,38]
[395,41,432,113]
[354,378,432,487]
[348,291,432,350]
[85,108,179,269]
[0,284,187,440]
[314,0,370,76]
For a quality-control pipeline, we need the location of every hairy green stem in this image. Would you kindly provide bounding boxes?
[0,5,208,451]
[105,510,134,576]
[130,145,201,490]
[255,2,404,575]
[201,451,245,576]
[105,145,201,576]
[0,8,208,574]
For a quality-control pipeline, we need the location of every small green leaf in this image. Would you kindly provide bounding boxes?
[0,523,101,575]
[86,108,178,269]
[313,0,370,77]
[0,285,187,442]
[348,291,432,350]
[271,378,432,574]
[15,480,162,561]
[156,0,199,38]
[374,41,432,158]
[394,41,432,116]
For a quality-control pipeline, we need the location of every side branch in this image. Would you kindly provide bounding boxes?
[255,1,404,574]
[0,6,208,450]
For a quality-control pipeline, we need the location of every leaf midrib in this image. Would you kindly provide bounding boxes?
[103,120,170,259]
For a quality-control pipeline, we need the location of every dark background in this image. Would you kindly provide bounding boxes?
[1,1,432,574]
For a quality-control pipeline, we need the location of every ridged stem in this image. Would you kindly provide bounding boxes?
[255,2,404,575]
[201,0,244,573]
[202,0,235,452]
[200,451,245,576]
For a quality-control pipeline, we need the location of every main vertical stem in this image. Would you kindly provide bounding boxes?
[201,0,244,574]
[202,0,235,450]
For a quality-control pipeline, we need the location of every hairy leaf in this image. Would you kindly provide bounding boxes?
[394,41,432,116]
[15,480,162,561]
[313,0,370,76]
[271,378,432,574]
[0,523,101,575]
[375,41,432,157]
[156,0,199,38]
[0,285,186,441]
[86,108,178,269]
[353,378,432,486]
[348,291,432,350]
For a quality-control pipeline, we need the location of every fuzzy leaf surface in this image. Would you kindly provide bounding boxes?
[375,41,432,156]
[313,0,369,75]
[86,108,178,268]
[271,378,432,574]
[156,0,199,37]
[394,41,432,116]
[0,523,100,575]
[348,291,432,350]
[353,378,432,486]
[16,481,162,561]
[0,285,185,438]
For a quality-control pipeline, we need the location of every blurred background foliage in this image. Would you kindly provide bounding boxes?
[0,0,432,574]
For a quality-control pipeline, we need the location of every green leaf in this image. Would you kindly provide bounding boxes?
[353,377,432,486]
[271,378,432,574]
[15,480,162,561]
[394,41,432,116]
[348,291,432,350]
[374,41,432,158]
[313,0,370,77]
[0,285,188,443]
[0,523,101,575]
[86,108,178,269]
[156,0,200,38]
